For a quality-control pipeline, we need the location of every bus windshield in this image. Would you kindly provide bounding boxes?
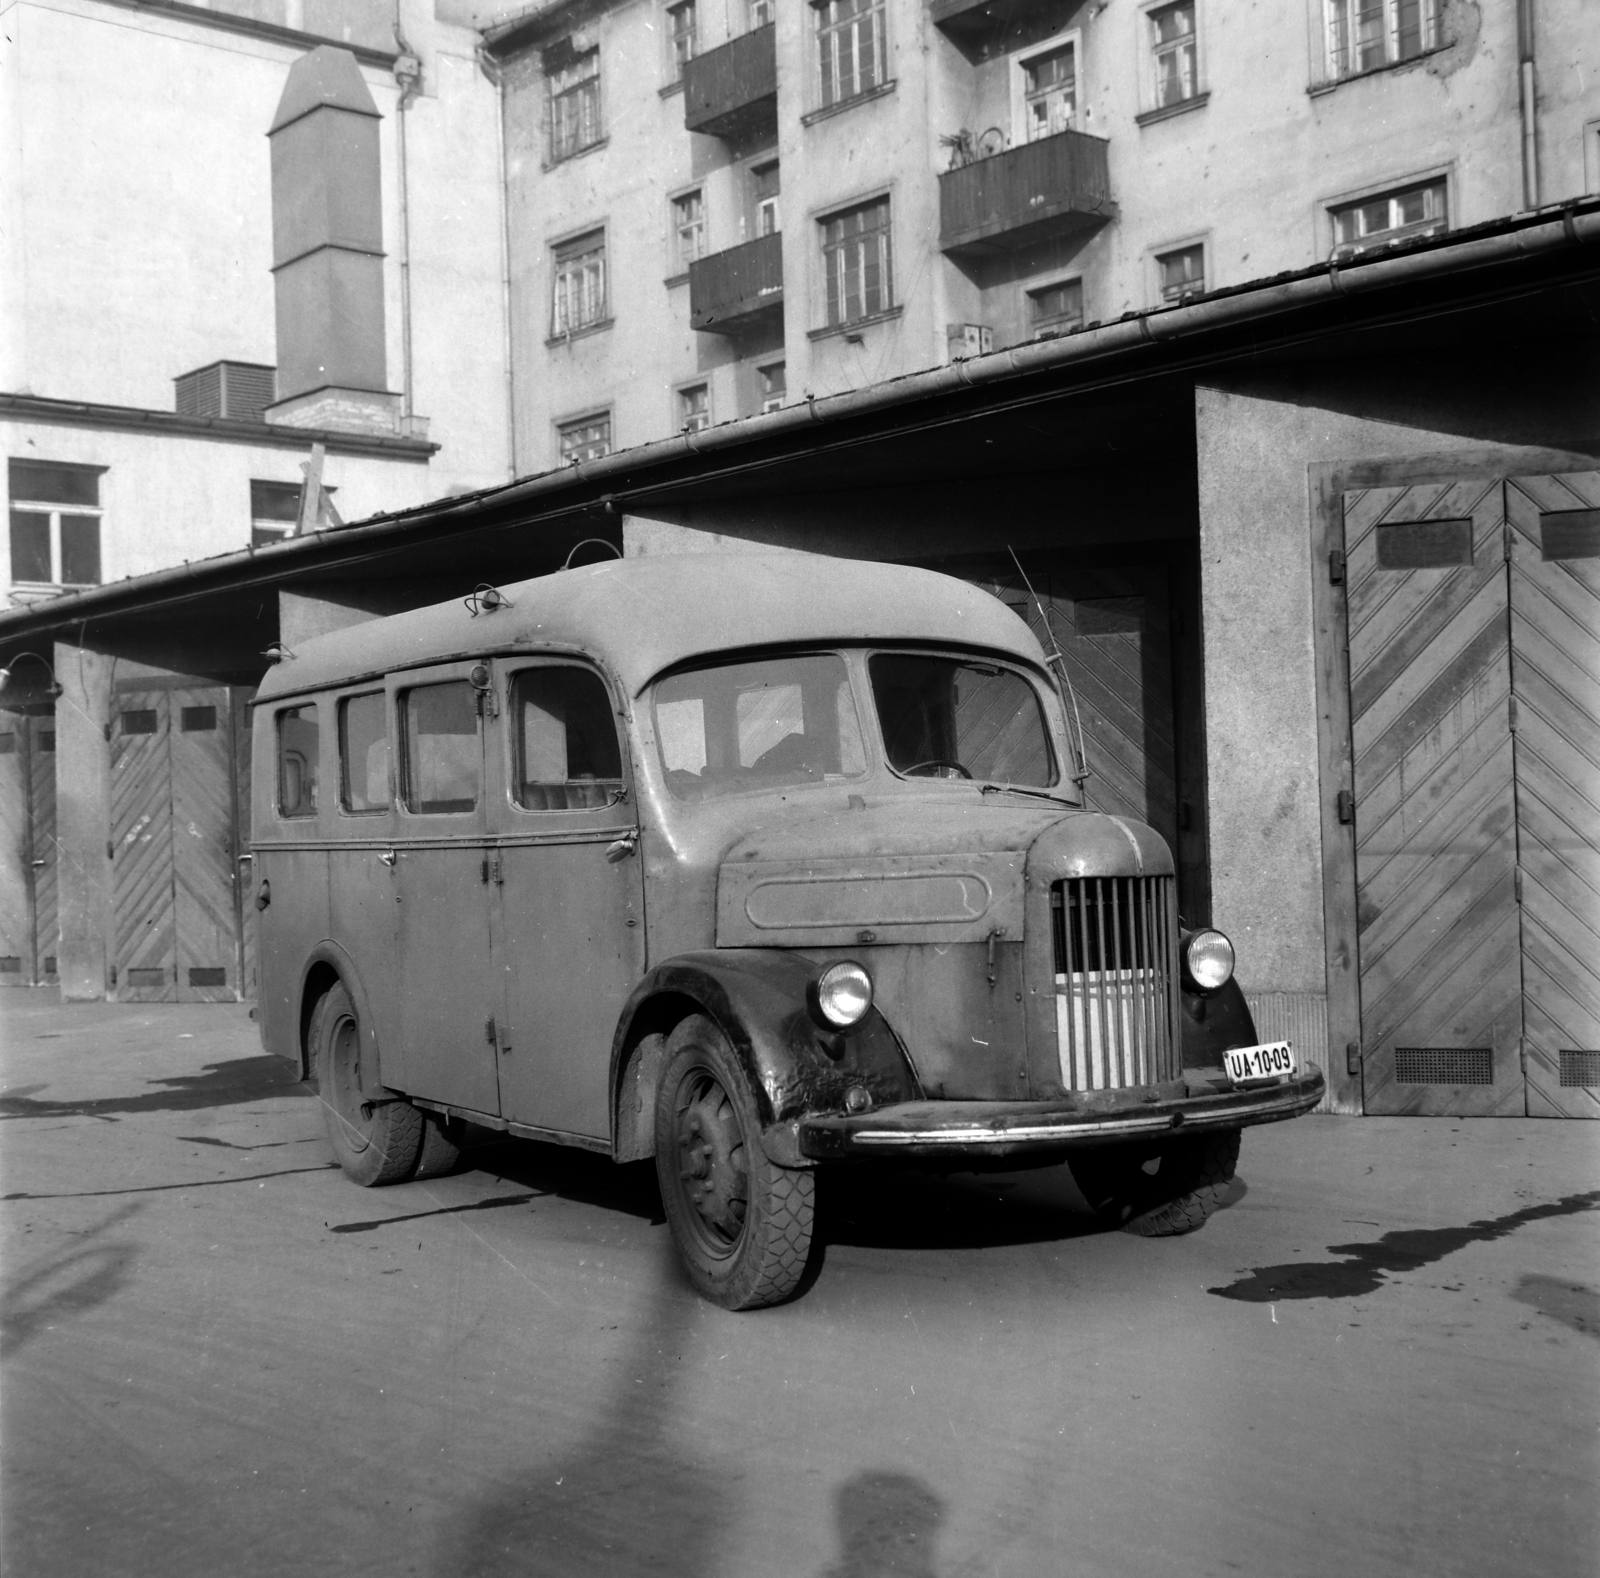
[869,653,1058,787]
[652,653,867,801]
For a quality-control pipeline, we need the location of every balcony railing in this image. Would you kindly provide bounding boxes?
[683,25,777,141]
[939,128,1114,257]
[689,232,783,334]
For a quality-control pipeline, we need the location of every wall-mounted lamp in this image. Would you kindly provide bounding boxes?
[0,651,63,708]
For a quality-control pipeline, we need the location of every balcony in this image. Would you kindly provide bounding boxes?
[939,128,1114,257]
[929,0,1047,59]
[683,25,777,141]
[689,233,783,334]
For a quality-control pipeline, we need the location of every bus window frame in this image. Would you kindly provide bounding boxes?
[497,656,632,821]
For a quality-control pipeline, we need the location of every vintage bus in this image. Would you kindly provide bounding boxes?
[252,552,1323,1308]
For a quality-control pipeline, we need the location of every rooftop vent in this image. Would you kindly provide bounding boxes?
[175,361,276,423]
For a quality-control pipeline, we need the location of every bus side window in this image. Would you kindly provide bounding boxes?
[401,681,479,814]
[277,704,319,818]
[513,667,622,810]
[339,691,390,813]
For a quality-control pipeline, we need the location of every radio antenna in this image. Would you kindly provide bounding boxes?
[1008,547,1090,788]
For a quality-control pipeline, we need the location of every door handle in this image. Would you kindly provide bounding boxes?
[605,831,639,863]
[30,859,46,868]
[379,847,397,867]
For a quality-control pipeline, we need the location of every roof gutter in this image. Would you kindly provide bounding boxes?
[3,201,1596,647]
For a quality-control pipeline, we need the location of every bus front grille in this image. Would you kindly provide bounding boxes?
[1051,876,1179,1090]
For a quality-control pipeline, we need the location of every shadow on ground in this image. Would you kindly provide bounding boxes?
[1209,1189,1600,1303]
[435,1237,728,1578]
[817,1470,947,1578]
[0,1056,308,1121]
[1512,1273,1600,1340]
[0,1203,142,1356]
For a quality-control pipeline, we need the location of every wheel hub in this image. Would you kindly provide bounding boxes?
[675,1073,748,1248]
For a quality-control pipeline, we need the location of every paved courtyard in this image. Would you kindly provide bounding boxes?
[2,988,1596,1577]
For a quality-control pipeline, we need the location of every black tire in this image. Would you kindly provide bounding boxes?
[1069,1128,1241,1237]
[653,1015,815,1310]
[412,1111,464,1181]
[312,983,424,1187]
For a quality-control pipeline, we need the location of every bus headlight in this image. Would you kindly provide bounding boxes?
[1183,929,1235,993]
[808,962,874,1030]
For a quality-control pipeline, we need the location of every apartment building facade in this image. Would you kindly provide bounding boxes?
[488,0,1599,469]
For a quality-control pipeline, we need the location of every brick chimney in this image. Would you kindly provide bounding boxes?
[264,46,400,436]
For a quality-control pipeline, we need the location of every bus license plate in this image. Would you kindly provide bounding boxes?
[1225,1041,1296,1085]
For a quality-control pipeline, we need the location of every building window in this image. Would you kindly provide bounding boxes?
[752,161,781,236]
[667,0,697,76]
[820,198,893,327]
[8,459,103,589]
[1028,278,1084,335]
[559,413,612,464]
[679,384,710,433]
[816,0,887,110]
[1155,243,1205,303]
[552,230,608,337]
[758,361,786,413]
[1148,1,1198,108]
[748,0,773,25]
[249,479,328,546]
[1325,0,1439,79]
[1023,44,1076,140]
[1331,178,1447,253]
[673,191,706,274]
[548,47,601,163]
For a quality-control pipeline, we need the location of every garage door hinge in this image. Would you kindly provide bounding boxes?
[1328,548,1346,585]
[480,850,503,885]
[1337,788,1355,824]
[1346,1039,1361,1075]
[1514,867,1523,904]
[1508,696,1518,732]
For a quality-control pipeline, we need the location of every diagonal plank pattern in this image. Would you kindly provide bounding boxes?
[29,716,58,977]
[172,688,239,1001]
[111,690,177,1001]
[1507,472,1600,1117]
[1346,482,1525,1115]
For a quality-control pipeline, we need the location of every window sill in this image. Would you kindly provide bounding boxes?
[659,78,685,98]
[1135,90,1208,127]
[545,317,615,348]
[801,79,896,127]
[807,305,903,342]
[664,272,690,288]
[1307,45,1449,96]
[542,136,610,172]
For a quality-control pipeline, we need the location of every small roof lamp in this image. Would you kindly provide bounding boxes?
[0,652,63,711]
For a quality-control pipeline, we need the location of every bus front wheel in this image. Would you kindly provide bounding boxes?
[312,983,424,1187]
[653,1014,815,1310]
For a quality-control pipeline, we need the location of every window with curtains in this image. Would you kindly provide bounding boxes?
[1155,243,1205,303]
[815,0,886,109]
[819,198,892,327]
[672,191,706,273]
[1325,0,1439,78]
[551,230,607,336]
[1330,179,1447,254]
[1147,1,1197,107]
[548,47,601,162]
[1023,43,1076,140]
[667,0,697,77]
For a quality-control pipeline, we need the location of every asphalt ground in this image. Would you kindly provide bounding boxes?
[2,989,1597,1578]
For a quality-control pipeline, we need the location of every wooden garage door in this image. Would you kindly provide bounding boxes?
[1344,473,1600,1116]
[1506,473,1600,1116]
[111,686,246,1003]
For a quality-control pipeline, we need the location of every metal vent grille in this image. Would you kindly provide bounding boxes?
[1559,1051,1600,1088]
[124,967,167,988]
[1052,875,1178,1090]
[188,967,227,988]
[1395,1047,1494,1085]
[174,361,276,422]
[0,957,21,972]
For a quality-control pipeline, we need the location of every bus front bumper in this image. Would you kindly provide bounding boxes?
[790,1066,1325,1162]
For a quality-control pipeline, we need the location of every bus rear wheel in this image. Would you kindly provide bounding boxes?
[1069,1128,1241,1236]
[653,1015,815,1310]
[312,983,423,1187]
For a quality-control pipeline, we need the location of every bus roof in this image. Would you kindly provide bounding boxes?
[255,552,1049,701]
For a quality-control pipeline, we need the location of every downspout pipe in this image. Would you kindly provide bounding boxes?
[393,17,423,430]
[1517,0,1540,211]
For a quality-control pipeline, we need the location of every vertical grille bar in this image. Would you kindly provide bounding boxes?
[1053,873,1179,1091]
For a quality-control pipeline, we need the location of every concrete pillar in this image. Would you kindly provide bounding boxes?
[53,641,113,1001]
